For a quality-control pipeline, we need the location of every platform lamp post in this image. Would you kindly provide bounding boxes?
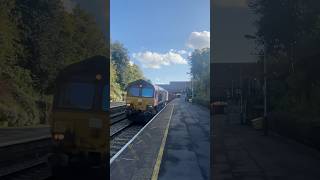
[191,77,194,102]
[244,34,268,136]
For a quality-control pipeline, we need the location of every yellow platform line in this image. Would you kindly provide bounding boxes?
[151,104,175,180]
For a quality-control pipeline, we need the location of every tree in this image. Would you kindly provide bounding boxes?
[248,0,320,149]
[189,48,210,101]
[249,0,320,115]
[123,63,144,87]
[111,41,130,89]
[110,41,145,91]
[110,61,122,101]
[0,0,21,68]
[0,0,110,126]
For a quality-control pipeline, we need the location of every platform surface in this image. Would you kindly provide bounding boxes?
[110,98,210,180]
[0,127,50,147]
[213,107,320,180]
[110,101,174,180]
[158,98,210,180]
[0,102,124,146]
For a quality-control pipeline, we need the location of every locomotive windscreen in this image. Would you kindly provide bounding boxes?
[127,86,154,98]
[141,88,154,98]
[128,87,140,97]
[56,82,95,110]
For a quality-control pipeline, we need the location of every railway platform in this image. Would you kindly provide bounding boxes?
[0,126,50,147]
[110,97,210,180]
[213,106,320,180]
[0,102,124,147]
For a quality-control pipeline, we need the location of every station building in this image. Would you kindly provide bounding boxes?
[157,81,191,94]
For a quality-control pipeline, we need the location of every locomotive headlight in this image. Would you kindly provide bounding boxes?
[53,134,58,140]
[57,134,64,140]
[95,74,102,80]
[126,103,131,106]
[146,105,153,110]
[53,133,64,140]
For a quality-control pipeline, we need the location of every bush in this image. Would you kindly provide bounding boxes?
[0,68,42,127]
[193,97,210,108]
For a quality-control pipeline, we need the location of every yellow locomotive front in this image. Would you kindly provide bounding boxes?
[125,79,168,117]
[49,56,109,170]
[126,80,157,116]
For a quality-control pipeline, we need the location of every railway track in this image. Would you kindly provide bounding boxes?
[110,108,145,157]
[0,104,162,179]
[110,104,169,163]
[0,138,52,180]
[110,114,157,158]
[0,104,127,180]
[110,124,144,157]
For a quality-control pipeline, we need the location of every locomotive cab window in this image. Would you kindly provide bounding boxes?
[102,84,109,111]
[128,87,140,97]
[142,88,154,98]
[57,82,95,110]
[158,93,163,101]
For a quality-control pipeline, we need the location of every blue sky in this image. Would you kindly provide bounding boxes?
[111,0,210,84]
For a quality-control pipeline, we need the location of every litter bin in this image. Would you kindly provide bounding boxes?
[212,101,227,115]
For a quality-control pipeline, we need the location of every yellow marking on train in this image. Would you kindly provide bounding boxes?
[151,104,175,180]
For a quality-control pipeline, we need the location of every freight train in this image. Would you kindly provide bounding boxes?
[125,79,169,118]
[49,56,109,171]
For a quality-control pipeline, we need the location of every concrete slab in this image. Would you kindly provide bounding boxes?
[110,102,175,180]
[0,127,50,147]
[158,98,210,180]
[213,112,320,180]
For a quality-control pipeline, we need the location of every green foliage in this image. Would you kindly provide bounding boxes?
[110,41,144,101]
[189,48,210,102]
[249,0,320,116]
[0,66,40,126]
[0,0,143,125]
[0,0,108,126]
[0,0,21,68]
[123,64,144,87]
[249,0,320,147]
[249,0,320,57]
[110,61,122,101]
[14,1,108,94]
[111,41,130,89]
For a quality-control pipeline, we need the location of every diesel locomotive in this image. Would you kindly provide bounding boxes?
[125,79,168,117]
[49,56,109,170]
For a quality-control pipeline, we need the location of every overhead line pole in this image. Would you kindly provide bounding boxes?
[263,44,268,136]
[244,34,268,136]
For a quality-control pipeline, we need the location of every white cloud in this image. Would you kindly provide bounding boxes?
[169,49,190,56]
[186,31,210,49]
[177,50,188,55]
[132,49,187,69]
